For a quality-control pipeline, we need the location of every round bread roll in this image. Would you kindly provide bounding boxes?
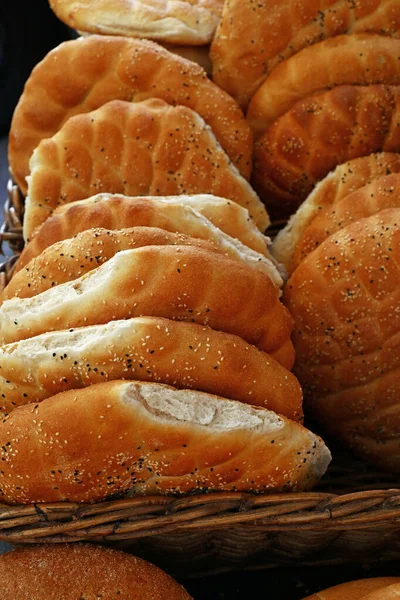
[0,245,294,362]
[9,34,251,196]
[248,34,400,137]
[289,173,400,272]
[49,0,224,45]
[303,577,400,600]
[253,85,400,217]
[0,380,329,504]
[210,0,400,109]
[24,98,266,241]
[272,153,400,273]
[4,226,283,302]
[16,193,272,272]
[284,209,400,470]
[0,544,192,599]
[0,316,303,420]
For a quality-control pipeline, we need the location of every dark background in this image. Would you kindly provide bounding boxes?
[0,3,399,597]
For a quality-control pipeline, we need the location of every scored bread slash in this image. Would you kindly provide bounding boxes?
[8,34,252,196]
[0,380,330,504]
[0,316,303,421]
[0,245,294,365]
[23,97,267,241]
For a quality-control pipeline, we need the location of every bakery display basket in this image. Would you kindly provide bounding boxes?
[1,179,400,578]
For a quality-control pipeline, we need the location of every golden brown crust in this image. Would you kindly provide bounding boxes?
[50,0,224,45]
[9,34,252,195]
[302,578,400,600]
[248,34,400,137]
[253,85,400,218]
[16,194,271,272]
[292,173,400,270]
[0,245,293,360]
[0,380,328,503]
[272,153,400,274]
[23,98,266,240]
[284,209,400,470]
[0,544,192,599]
[211,0,400,108]
[0,317,302,419]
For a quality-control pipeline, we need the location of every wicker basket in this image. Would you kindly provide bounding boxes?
[1,180,400,578]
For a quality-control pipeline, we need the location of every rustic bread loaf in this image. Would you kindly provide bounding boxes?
[272,153,400,272]
[289,173,400,272]
[9,35,251,195]
[254,85,400,217]
[0,245,293,362]
[23,98,266,240]
[284,209,400,471]
[0,544,192,599]
[303,578,400,600]
[16,193,272,272]
[248,34,400,137]
[49,0,223,45]
[210,0,400,109]
[0,317,302,419]
[0,380,329,503]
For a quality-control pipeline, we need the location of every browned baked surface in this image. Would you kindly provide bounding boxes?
[0,380,329,503]
[248,34,400,137]
[291,173,400,270]
[9,34,252,195]
[0,317,302,419]
[49,0,224,44]
[302,577,400,600]
[0,245,293,362]
[23,98,266,240]
[210,0,400,109]
[253,85,400,218]
[16,194,271,271]
[0,544,192,599]
[284,209,400,471]
[272,153,400,273]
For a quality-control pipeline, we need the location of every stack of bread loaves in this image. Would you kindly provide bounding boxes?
[210,2,400,471]
[0,29,332,505]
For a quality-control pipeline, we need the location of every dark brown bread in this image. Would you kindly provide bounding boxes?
[0,544,192,599]
[0,380,329,503]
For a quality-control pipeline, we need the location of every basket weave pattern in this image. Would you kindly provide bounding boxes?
[0,180,399,576]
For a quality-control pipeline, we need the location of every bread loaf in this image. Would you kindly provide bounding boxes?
[248,34,400,137]
[9,35,251,195]
[24,98,267,240]
[254,85,400,216]
[302,578,400,600]
[0,317,302,420]
[290,173,400,271]
[0,544,192,599]
[272,153,400,272]
[210,0,400,108]
[49,0,224,45]
[0,245,294,362]
[16,193,271,272]
[5,226,284,302]
[284,210,400,470]
[0,380,329,503]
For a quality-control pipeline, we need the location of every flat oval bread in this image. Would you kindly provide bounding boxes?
[253,85,400,218]
[0,245,294,365]
[284,209,400,471]
[272,153,400,273]
[210,0,400,109]
[0,317,303,421]
[23,98,267,241]
[248,34,400,137]
[16,194,273,273]
[49,0,224,45]
[9,35,251,195]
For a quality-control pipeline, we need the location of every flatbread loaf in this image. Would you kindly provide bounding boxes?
[9,35,251,195]
[24,98,267,240]
[0,380,329,503]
